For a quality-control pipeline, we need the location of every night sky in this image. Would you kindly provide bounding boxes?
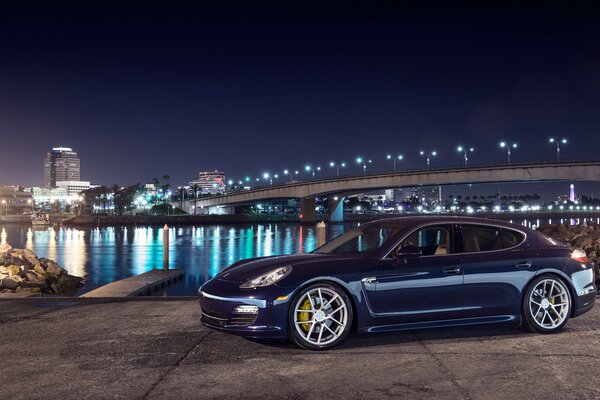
[1,2,600,195]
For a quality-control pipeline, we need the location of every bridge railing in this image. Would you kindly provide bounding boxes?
[189,158,600,201]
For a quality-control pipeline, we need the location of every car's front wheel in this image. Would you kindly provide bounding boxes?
[289,282,353,350]
[523,274,571,333]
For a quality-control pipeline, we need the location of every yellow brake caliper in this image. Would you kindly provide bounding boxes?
[298,297,312,332]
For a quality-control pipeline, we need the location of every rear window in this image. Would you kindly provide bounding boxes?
[502,229,525,248]
[461,225,525,253]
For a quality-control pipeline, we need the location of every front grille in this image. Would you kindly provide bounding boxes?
[201,307,228,327]
[229,314,258,327]
[201,306,258,328]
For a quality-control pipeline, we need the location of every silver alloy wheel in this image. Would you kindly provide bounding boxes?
[293,287,349,346]
[528,278,570,329]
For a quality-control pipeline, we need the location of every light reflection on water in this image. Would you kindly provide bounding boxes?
[2,217,600,296]
[0,223,348,296]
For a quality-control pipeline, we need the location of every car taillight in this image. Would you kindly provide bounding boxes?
[571,249,589,263]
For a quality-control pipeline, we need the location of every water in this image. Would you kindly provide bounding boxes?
[0,223,350,296]
[2,216,599,296]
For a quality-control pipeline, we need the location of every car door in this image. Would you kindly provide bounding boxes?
[372,224,464,323]
[459,224,538,318]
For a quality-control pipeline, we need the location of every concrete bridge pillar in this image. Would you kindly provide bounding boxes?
[299,197,316,223]
[328,196,345,223]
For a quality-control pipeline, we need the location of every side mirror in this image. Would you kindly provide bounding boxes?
[395,244,422,258]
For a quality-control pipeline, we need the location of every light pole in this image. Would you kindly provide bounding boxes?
[457,146,474,167]
[283,169,293,182]
[245,176,252,189]
[386,154,404,172]
[305,165,315,180]
[263,172,272,185]
[329,161,346,177]
[356,157,372,175]
[549,138,567,161]
[500,141,517,164]
[419,150,437,169]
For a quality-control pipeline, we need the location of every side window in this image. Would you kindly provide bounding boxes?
[501,229,525,248]
[461,225,503,253]
[400,225,452,256]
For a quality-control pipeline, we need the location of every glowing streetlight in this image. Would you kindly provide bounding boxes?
[356,157,372,175]
[419,150,437,168]
[500,141,517,164]
[329,161,345,177]
[263,172,272,185]
[386,154,404,172]
[457,146,474,167]
[549,138,567,161]
[305,165,315,180]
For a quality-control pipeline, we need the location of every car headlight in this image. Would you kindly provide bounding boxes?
[239,266,292,289]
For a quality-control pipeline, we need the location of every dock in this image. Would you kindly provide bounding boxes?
[81,269,185,298]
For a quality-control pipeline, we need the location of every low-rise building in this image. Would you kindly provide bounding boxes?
[0,186,34,215]
[189,170,226,195]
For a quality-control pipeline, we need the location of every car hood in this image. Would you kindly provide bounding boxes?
[215,253,346,283]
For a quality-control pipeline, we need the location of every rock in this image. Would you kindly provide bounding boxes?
[33,264,46,275]
[25,271,47,285]
[0,243,12,254]
[0,277,18,290]
[45,262,63,277]
[6,265,21,276]
[0,248,81,295]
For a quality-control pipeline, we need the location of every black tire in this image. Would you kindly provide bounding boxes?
[288,282,353,350]
[522,274,571,334]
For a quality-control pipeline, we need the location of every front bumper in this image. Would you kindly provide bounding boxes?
[198,278,292,339]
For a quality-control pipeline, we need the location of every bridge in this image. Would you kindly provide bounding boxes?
[176,160,600,222]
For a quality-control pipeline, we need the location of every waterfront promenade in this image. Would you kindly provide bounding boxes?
[2,298,600,399]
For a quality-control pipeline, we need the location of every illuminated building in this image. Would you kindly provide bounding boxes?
[44,147,80,188]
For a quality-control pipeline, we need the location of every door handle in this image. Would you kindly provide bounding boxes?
[515,262,532,269]
[443,266,461,275]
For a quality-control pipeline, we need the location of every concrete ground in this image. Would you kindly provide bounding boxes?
[1,299,599,400]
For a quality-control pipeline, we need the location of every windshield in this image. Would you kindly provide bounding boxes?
[315,226,403,255]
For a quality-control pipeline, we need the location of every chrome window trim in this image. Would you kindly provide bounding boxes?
[381,221,528,260]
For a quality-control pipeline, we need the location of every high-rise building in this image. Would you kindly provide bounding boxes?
[189,170,226,195]
[44,147,80,188]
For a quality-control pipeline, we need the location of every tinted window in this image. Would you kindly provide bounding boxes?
[400,226,452,256]
[462,226,503,252]
[502,229,525,248]
[316,227,402,255]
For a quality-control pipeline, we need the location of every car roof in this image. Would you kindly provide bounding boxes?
[360,215,534,232]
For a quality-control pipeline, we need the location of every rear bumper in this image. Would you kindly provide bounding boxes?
[198,279,292,339]
[573,289,596,317]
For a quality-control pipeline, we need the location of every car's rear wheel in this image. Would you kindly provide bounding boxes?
[289,282,353,350]
[523,274,571,333]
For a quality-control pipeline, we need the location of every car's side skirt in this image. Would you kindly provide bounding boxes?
[362,314,521,334]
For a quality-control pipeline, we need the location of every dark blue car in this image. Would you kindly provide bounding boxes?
[199,216,596,350]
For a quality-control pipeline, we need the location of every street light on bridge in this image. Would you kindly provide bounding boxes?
[329,161,346,177]
[419,150,437,169]
[263,172,273,185]
[549,138,567,161]
[386,154,404,172]
[356,157,372,175]
[457,146,474,167]
[500,141,517,164]
[305,165,315,180]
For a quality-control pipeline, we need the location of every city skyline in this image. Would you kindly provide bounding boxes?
[1,3,600,191]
